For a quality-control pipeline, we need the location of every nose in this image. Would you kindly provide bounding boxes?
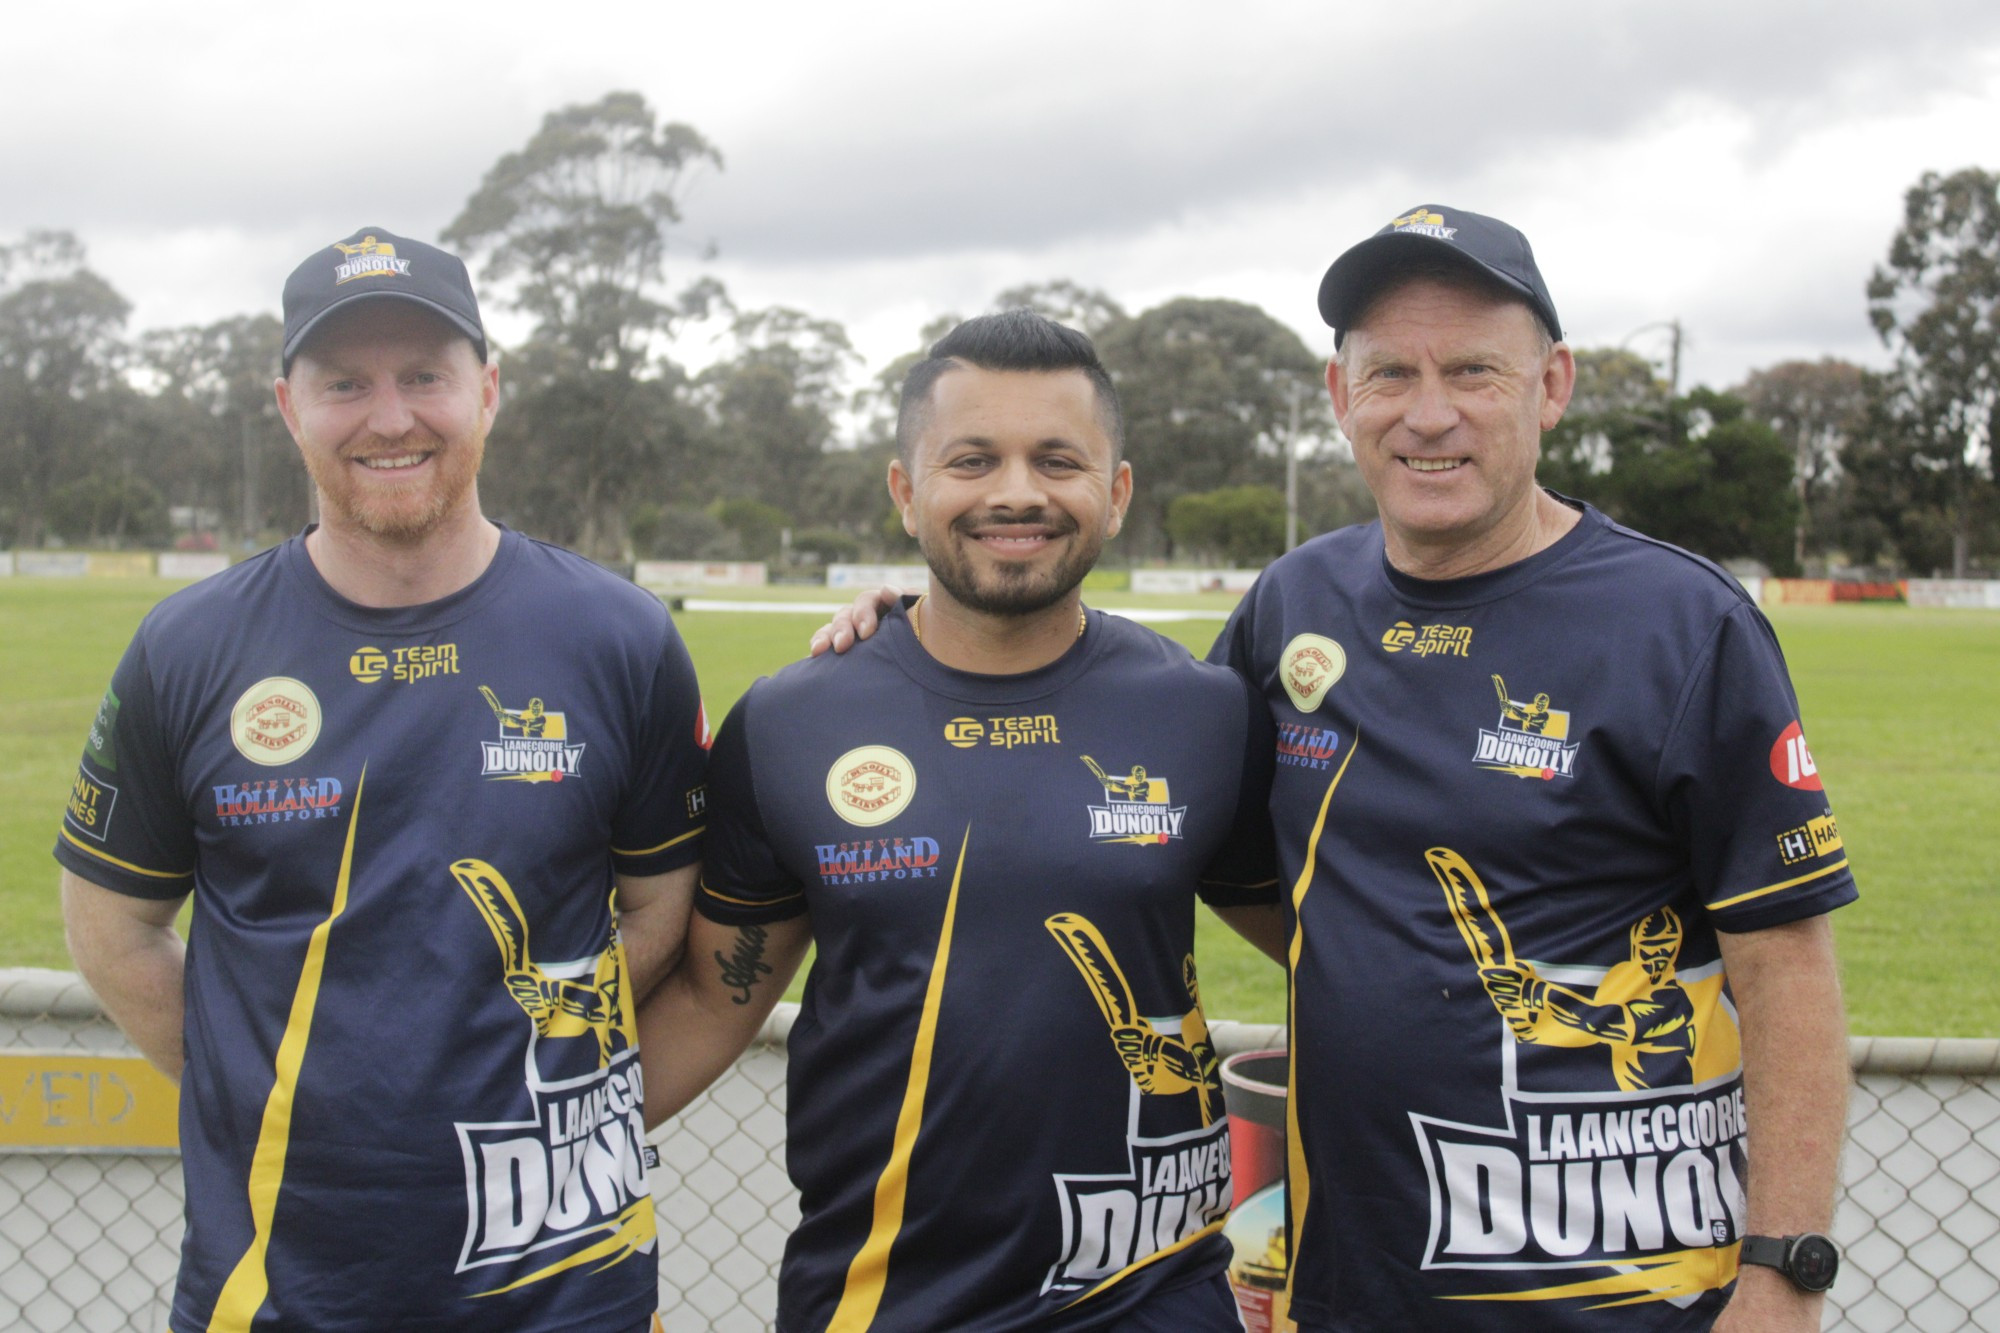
[363,384,417,439]
[987,454,1050,511]
[1402,372,1460,440]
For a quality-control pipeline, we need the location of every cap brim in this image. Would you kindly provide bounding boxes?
[1318,232,1547,343]
[282,290,486,366]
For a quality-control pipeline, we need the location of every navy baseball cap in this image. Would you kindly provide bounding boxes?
[281,226,487,371]
[1318,205,1562,348]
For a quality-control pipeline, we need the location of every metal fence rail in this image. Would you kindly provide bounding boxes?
[3,970,1995,1331]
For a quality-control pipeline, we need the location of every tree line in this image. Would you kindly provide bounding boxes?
[2,93,1992,577]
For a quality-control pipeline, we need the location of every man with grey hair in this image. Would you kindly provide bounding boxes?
[1208,204,1853,1331]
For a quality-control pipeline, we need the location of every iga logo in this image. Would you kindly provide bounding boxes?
[1769,722,1822,791]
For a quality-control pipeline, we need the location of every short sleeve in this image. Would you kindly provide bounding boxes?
[608,621,710,877]
[1199,671,1281,906]
[1660,603,1858,933]
[693,688,809,926]
[52,632,197,900]
[1206,593,1257,677]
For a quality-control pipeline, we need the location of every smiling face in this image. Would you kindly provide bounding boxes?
[890,364,1131,619]
[1331,275,1574,576]
[275,300,498,545]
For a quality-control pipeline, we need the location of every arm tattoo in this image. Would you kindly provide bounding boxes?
[715,925,774,1006]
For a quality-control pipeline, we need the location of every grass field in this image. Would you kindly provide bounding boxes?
[4,578,1994,1034]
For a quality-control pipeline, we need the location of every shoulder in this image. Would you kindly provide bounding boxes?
[1575,512,1757,616]
[503,537,679,649]
[1255,522,1381,590]
[130,544,291,661]
[1092,612,1253,714]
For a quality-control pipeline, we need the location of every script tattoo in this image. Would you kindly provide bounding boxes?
[715,925,773,1006]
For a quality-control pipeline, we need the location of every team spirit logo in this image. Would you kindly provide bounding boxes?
[814,836,941,886]
[1276,722,1341,771]
[332,234,412,284]
[826,745,915,826]
[1391,208,1457,239]
[1081,756,1187,845]
[477,686,586,783]
[1769,721,1822,791]
[1776,812,1843,867]
[1473,674,1580,780]
[1412,848,1746,1307]
[943,712,1060,749]
[1279,634,1346,712]
[1040,915,1229,1294]
[230,677,322,766]
[212,776,345,826]
[1381,620,1473,658]
[450,859,656,1289]
[349,643,460,684]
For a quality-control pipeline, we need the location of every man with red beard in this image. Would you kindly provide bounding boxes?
[56,227,708,1331]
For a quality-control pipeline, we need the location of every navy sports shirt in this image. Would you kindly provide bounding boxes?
[1210,501,1857,1332]
[697,606,1278,1332]
[55,528,707,1332]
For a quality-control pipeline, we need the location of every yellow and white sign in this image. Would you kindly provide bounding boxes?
[0,1052,179,1152]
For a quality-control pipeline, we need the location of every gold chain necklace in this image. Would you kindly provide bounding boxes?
[909,595,1086,642]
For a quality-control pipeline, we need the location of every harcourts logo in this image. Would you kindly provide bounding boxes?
[814,837,942,886]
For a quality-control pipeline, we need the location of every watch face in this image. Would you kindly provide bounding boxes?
[1789,1234,1839,1292]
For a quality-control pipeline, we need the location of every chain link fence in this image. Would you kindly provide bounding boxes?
[4,969,1995,1331]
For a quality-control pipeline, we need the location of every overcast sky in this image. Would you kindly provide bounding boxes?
[8,1,1999,399]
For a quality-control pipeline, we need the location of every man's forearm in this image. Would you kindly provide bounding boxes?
[61,871,188,1082]
[1715,913,1849,1330]
[638,916,811,1128]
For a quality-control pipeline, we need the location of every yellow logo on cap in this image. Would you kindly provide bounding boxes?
[332,236,412,285]
[1392,209,1446,229]
[333,236,398,259]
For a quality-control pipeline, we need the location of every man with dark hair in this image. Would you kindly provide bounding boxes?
[58,226,708,1332]
[639,309,1281,1331]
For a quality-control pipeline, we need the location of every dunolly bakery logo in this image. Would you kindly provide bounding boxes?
[826,746,916,827]
[230,677,322,766]
[1279,634,1346,713]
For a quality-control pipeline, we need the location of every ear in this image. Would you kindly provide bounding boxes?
[1107,460,1133,538]
[887,457,918,538]
[274,375,303,445]
[1539,342,1577,431]
[1325,358,1352,430]
[480,360,501,428]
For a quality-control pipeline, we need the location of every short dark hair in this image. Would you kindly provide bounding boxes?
[896,309,1123,460]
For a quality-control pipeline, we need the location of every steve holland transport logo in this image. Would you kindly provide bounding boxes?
[477,686,586,783]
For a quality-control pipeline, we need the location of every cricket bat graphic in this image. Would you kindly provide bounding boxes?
[1045,912,1139,1029]
[1426,847,1516,971]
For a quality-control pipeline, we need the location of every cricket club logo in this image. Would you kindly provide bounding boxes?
[1039,915,1229,1295]
[477,686,586,782]
[1081,756,1187,845]
[450,859,656,1289]
[332,235,412,284]
[1473,674,1581,780]
[1411,848,1745,1310]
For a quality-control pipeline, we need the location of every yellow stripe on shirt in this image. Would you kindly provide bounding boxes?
[58,827,192,880]
[827,826,971,1332]
[208,766,367,1332]
[1709,858,1849,911]
[1285,733,1357,1315]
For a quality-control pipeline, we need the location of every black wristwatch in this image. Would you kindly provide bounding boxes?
[1740,1233,1840,1292]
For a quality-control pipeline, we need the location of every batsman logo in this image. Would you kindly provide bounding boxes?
[1473,674,1580,780]
[1412,848,1745,1308]
[1391,208,1458,239]
[450,859,656,1289]
[1081,756,1187,845]
[332,235,412,284]
[477,686,585,783]
[1040,915,1229,1293]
